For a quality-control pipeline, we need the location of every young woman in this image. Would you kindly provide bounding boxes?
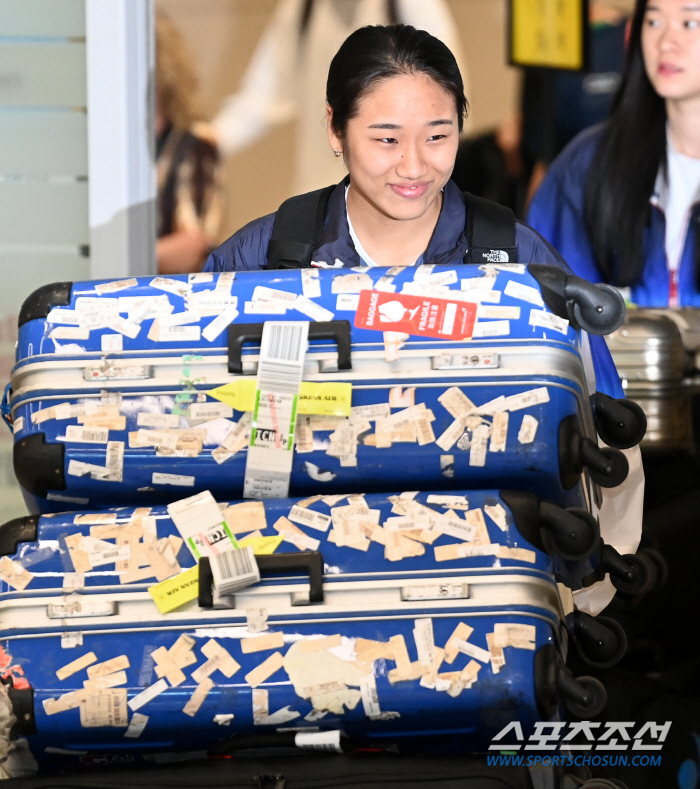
[527,0,700,307]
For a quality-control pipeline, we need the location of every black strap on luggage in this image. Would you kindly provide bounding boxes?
[265,184,517,269]
[265,185,335,269]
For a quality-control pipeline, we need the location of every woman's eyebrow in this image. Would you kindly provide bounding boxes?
[367,119,454,129]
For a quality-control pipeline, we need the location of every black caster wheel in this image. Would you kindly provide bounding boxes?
[567,611,627,669]
[594,392,647,449]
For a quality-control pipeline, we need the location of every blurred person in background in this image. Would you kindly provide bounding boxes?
[527,0,700,307]
[156,9,223,274]
[451,0,633,218]
[212,0,468,195]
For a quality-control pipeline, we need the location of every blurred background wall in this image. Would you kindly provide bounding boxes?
[157,0,521,243]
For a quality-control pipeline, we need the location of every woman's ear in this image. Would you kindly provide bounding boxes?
[326,106,343,157]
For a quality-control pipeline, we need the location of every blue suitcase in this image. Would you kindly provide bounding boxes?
[6,264,639,514]
[0,489,615,773]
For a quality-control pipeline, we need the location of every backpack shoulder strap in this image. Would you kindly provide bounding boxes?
[463,192,518,265]
[266,185,336,269]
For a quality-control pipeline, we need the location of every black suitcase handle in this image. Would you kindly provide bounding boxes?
[228,321,352,374]
[198,550,325,607]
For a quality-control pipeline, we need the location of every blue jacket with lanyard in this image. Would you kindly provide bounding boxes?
[527,124,700,307]
[205,177,624,398]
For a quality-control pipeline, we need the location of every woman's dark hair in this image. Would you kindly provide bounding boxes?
[326,24,468,139]
[583,0,666,287]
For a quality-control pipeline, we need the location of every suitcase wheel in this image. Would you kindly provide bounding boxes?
[566,611,627,669]
[559,672,607,719]
[594,392,647,450]
[600,544,651,596]
[539,503,600,562]
[559,415,629,490]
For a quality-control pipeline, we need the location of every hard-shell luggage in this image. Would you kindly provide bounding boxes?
[7,264,639,513]
[0,489,617,773]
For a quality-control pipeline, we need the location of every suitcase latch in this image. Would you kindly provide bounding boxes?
[431,353,499,370]
[83,363,154,381]
[401,583,470,601]
[47,594,117,619]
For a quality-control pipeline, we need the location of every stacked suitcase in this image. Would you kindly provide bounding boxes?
[1,263,648,775]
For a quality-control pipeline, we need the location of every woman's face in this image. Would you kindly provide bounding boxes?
[329,72,460,221]
[642,0,700,103]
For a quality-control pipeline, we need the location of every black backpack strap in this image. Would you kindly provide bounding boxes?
[463,192,518,265]
[266,185,336,270]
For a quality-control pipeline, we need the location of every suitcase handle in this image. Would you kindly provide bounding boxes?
[198,550,324,608]
[227,321,352,374]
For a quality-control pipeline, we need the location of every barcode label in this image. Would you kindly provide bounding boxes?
[210,546,260,596]
[288,505,332,532]
[258,360,304,395]
[264,322,306,362]
[252,286,298,306]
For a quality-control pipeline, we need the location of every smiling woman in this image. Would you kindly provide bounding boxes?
[205,23,584,279]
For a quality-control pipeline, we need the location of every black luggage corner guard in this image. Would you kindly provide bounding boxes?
[7,686,37,739]
[13,433,66,498]
[0,514,39,557]
[528,264,625,335]
[228,321,352,374]
[18,282,73,328]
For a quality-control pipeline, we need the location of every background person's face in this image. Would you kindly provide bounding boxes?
[331,72,460,221]
[642,0,700,103]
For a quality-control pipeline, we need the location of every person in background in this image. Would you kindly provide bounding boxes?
[212,0,468,195]
[527,0,700,307]
[155,10,223,274]
[451,0,633,218]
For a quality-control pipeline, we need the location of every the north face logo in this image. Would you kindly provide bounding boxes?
[482,249,510,263]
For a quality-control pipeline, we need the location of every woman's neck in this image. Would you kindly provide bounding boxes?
[667,98,700,159]
[346,183,442,267]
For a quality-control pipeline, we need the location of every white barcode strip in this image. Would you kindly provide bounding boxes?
[258,360,304,394]
[267,324,305,362]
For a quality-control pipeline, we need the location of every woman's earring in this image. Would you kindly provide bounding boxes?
[333,149,342,157]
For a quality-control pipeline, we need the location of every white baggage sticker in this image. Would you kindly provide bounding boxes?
[436,418,465,452]
[65,425,109,444]
[294,295,334,322]
[484,503,508,531]
[183,677,214,716]
[150,277,192,297]
[12,415,23,434]
[189,272,214,284]
[217,271,236,292]
[189,402,234,421]
[202,306,240,342]
[101,334,123,352]
[107,317,141,339]
[137,412,180,429]
[61,631,84,649]
[335,294,359,311]
[50,326,90,340]
[48,308,80,325]
[518,414,539,444]
[244,301,288,315]
[504,387,550,411]
[489,412,509,452]
[158,310,201,328]
[95,278,138,295]
[472,320,510,338]
[152,472,195,487]
[503,279,544,306]
[477,305,520,320]
[80,688,129,728]
[438,387,476,419]
[252,286,298,307]
[331,272,373,293]
[469,424,489,467]
[493,623,536,650]
[301,269,322,299]
[128,678,169,711]
[56,652,98,681]
[529,309,570,335]
[209,546,260,596]
[244,321,309,500]
[288,505,332,532]
[413,617,436,666]
[426,494,470,510]
[156,325,201,342]
[0,556,34,591]
[452,638,491,664]
[124,712,149,738]
[295,730,343,753]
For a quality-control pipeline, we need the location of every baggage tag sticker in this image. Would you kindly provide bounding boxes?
[168,490,240,560]
[354,290,477,340]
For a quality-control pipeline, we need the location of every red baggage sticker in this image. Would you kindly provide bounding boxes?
[354,290,477,340]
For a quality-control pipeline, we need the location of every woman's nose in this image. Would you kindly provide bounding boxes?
[659,22,680,51]
[395,142,428,179]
